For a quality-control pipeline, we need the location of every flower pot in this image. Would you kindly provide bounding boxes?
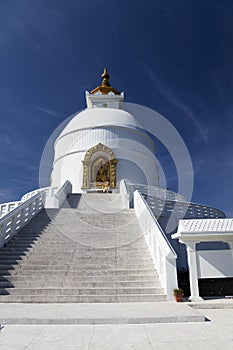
[174,294,183,302]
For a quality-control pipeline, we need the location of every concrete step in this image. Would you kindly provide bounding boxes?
[0,287,163,296]
[0,248,34,253]
[20,258,153,265]
[0,264,19,270]
[0,280,161,289]
[8,268,157,275]
[18,261,154,269]
[5,243,36,248]
[20,253,151,260]
[0,294,166,303]
[0,274,159,283]
[0,302,206,324]
[0,255,26,260]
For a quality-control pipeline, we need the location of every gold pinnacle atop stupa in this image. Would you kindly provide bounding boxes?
[90,68,120,95]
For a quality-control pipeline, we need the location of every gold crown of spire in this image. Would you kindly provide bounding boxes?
[101,68,110,87]
[90,68,120,95]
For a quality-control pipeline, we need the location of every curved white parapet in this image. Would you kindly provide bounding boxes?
[0,201,22,219]
[21,187,57,202]
[0,187,58,219]
[126,182,186,202]
[0,181,73,247]
[0,191,45,248]
[125,182,225,219]
[144,195,225,220]
[0,182,72,219]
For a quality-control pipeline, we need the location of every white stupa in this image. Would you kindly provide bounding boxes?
[51,69,159,193]
[0,68,232,303]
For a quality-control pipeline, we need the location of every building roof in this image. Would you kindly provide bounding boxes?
[178,218,233,233]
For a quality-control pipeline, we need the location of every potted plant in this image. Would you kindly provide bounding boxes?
[173,288,184,302]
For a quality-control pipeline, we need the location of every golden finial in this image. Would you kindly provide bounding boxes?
[90,68,120,95]
[101,68,110,87]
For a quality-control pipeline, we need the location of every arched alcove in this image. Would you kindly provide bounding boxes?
[82,143,117,189]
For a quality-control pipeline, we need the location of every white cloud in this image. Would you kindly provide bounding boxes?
[35,106,58,117]
[143,64,208,143]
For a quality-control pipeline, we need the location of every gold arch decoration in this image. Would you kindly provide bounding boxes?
[82,143,118,189]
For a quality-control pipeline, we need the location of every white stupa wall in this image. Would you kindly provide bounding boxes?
[52,126,159,193]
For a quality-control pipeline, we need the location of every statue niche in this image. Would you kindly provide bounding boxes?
[82,143,117,189]
[92,157,110,187]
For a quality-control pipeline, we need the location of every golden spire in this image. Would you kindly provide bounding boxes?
[90,68,120,95]
[101,68,110,87]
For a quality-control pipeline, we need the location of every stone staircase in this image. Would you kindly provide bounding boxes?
[0,194,165,302]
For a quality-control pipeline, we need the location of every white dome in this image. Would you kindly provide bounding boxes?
[52,105,159,193]
[58,108,142,140]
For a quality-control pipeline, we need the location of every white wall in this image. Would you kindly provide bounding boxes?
[197,250,233,278]
[52,126,159,192]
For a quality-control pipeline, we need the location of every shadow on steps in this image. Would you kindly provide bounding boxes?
[0,209,60,294]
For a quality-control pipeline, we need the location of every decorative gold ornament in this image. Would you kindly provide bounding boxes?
[82,143,118,189]
[90,68,120,95]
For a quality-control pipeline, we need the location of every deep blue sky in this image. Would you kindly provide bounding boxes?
[0,0,233,216]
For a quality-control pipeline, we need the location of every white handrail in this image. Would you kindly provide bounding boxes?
[0,181,72,247]
[126,182,187,202]
[0,201,22,218]
[134,190,178,300]
[126,182,225,219]
[0,191,45,248]
[0,187,59,218]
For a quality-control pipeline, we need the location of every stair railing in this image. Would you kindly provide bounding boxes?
[0,201,22,218]
[0,181,73,247]
[0,191,45,248]
[134,190,178,300]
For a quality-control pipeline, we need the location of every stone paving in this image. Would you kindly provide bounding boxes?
[0,309,233,349]
[0,299,233,349]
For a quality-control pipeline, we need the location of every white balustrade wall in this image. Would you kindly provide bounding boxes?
[0,192,45,248]
[0,181,73,248]
[21,187,59,208]
[0,201,22,219]
[127,182,187,202]
[144,195,225,219]
[134,190,178,300]
[125,183,225,220]
[0,187,61,219]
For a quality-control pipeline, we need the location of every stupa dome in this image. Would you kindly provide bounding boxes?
[51,69,159,193]
[58,108,142,140]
